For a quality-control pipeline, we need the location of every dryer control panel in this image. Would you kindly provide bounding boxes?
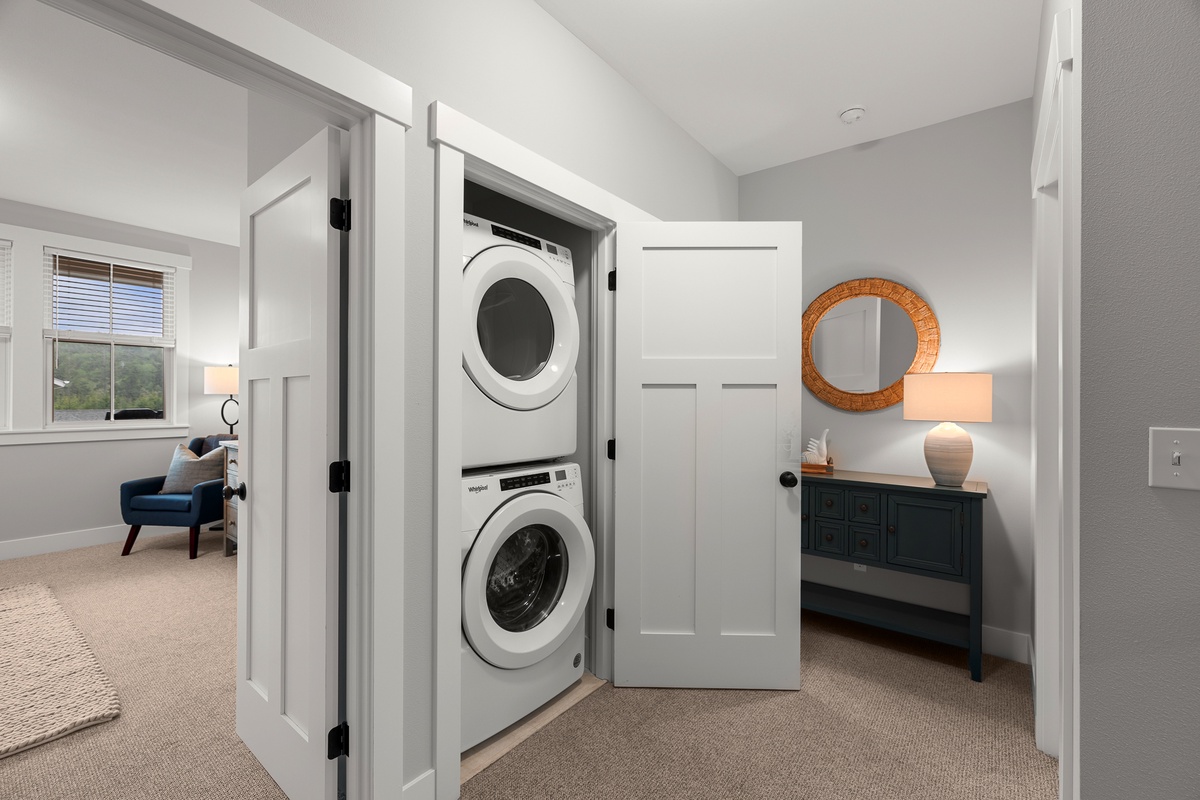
[462,212,574,281]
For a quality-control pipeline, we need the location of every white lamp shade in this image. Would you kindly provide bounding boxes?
[204,365,239,396]
[903,373,992,423]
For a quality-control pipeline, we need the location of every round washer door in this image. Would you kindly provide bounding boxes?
[462,491,594,670]
[463,245,579,411]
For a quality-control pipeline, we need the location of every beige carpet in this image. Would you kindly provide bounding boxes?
[461,613,1059,800]
[0,583,121,759]
[0,529,285,800]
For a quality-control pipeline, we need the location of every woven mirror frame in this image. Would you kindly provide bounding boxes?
[801,278,940,412]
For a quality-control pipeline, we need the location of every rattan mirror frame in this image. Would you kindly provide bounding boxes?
[801,278,940,412]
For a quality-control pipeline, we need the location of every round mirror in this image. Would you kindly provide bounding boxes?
[802,279,939,412]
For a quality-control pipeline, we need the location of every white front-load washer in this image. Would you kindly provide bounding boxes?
[460,461,594,750]
[462,213,579,470]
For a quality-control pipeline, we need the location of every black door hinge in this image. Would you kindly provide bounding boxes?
[329,460,351,493]
[606,439,615,460]
[607,270,616,291]
[327,721,349,759]
[329,197,351,232]
[606,608,615,630]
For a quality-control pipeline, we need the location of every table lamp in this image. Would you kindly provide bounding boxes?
[204,364,239,435]
[903,372,992,487]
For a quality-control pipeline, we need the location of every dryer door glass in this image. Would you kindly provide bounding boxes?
[477,278,554,381]
[487,523,568,633]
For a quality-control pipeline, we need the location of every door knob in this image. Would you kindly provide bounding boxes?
[779,471,798,488]
[224,482,247,501]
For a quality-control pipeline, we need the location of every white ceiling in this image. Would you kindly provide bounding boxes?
[0,1,1043,247]
[0,0,247,245]
[533,0,1044,176]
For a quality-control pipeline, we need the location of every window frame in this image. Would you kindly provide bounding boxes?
[43,248,176,427]
[0,222,190,446]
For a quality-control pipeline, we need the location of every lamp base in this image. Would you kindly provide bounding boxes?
[220,396,239,436]
[924,422,973,487]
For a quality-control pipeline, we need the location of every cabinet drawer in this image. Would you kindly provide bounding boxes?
[849,528,879,562]
[813,488,844,520]
[886,496,965,576]
[813,521,845,555]
[848,492,880,524]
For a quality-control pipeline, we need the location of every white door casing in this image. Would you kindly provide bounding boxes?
[811,295,882,393]
[613,221,804,689]
[238,126,344,800]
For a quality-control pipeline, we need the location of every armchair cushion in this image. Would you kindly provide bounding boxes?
[130,494,193,513]
[161,443,224,494]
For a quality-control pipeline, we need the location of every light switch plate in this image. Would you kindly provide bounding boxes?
[1149,427,1200,490]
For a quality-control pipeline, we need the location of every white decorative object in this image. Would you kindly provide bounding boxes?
[803,429,830,464]
[903,373,993,486]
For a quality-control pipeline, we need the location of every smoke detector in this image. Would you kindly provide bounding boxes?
[839,107,866,125]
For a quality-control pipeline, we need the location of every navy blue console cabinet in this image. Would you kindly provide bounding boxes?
[800,469,989,681]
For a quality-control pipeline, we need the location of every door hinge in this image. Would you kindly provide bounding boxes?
[607,270,616,291]
[329,460,351,493]
[327,721,349,759]
[606,439,615,460]
[329,197,351,232]
[606,608,614,630]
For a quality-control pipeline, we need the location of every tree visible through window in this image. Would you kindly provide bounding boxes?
[45,251,174,423]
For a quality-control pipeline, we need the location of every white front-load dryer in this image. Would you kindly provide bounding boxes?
[460,462,594,750]
[462,214,579,470]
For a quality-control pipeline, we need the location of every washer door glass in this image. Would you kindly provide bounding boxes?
[477,279,554,382]
[487,524,567,633]
[462,491,595,670]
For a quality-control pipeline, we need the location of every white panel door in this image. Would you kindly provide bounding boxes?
[237,126,343,800]
[613,222,803,689]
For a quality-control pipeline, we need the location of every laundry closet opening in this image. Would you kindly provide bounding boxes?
[458,180,604,756]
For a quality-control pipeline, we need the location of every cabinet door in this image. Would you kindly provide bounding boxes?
[813,487,844,520]
[813,520,845,556]
[886,496,964,576]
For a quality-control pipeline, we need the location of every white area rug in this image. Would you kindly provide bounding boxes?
[0,583,121,759]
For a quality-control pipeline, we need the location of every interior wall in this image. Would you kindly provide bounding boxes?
[245,0,739,787]
[739,100,1036,654]
[0,199,239,555]
[1080,2,1200,796]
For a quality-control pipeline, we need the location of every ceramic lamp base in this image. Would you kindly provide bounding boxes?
[923,422,973,487]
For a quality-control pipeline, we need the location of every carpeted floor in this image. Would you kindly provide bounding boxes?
[0,529,285,800]
[461,613,1059,800]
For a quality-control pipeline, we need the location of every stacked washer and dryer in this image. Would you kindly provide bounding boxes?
[459,213,596,751]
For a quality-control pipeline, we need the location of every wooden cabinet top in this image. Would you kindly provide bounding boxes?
[802,468,988,499]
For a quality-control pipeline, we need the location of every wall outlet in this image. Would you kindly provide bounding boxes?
[853,563,867,572]
[1149,427,1200,490]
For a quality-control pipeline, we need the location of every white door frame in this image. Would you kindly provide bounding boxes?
[430,101,654,799]
[1031,8,1080,800]
[38,2,412,797]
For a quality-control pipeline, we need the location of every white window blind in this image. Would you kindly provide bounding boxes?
[0,238,11,331]
[44,249,175,342]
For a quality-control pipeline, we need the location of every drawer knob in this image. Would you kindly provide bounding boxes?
[824,499,834,508]
[859,503,869,512]
[801,514,808,521]
[824,534,833,542]
[859,539,868,548]
[888,525,896,534]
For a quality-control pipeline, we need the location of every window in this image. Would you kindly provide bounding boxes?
[0,239,11,429]
[44,249,175,424]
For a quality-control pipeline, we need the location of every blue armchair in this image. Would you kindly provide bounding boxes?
[120,436,231,559]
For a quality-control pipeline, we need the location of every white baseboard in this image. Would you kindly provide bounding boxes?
[402,768,435,800]
[0,523,201,561]
[984,624,1031,665]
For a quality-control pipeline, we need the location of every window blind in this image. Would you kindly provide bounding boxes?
[43,250,175,341]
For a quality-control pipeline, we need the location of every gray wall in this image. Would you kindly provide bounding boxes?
[740,100,1035,649]
[1080,2,1200,796]
[246,0,739,785]
[0,199,239,552]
